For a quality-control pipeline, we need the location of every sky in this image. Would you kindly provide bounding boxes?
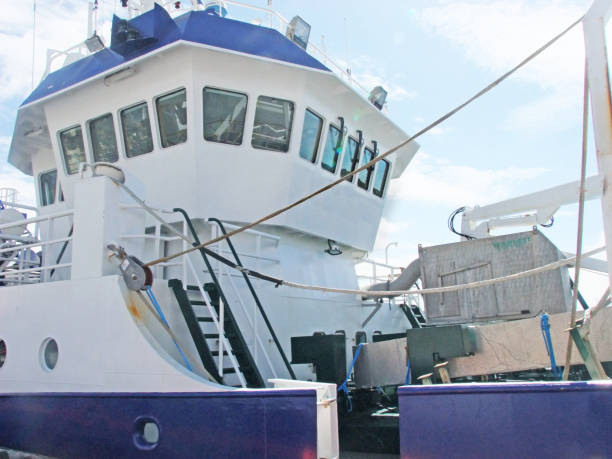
[0,0,609,304]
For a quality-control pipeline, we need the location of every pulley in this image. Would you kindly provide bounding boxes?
[107,244,152,291]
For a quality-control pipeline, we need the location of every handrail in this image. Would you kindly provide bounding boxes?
[209,217,296,380]
[173,208,264,387]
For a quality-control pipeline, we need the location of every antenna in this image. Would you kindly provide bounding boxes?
[31,0,37,89]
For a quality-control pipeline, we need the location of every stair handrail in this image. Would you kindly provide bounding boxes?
[173,208,265,387]
[208,217,296,380]
[183,254,247,387]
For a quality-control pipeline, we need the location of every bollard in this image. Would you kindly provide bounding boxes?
[434,361,451,384]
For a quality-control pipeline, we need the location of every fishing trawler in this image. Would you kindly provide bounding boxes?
[1,1,611,458]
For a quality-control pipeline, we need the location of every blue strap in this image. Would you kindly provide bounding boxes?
[540,313,560,379]
[146,286,193,372]
[338,343,364,413]
[405,359,412,385]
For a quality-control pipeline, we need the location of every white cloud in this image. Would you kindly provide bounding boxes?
[347,55,418,103]
[390,150,548,206]
[417,1,590,130]
[0,1,92,102]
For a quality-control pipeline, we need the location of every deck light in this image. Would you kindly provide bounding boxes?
[325,239,342,256]
[85,33,105,53]
[286,16,311,50]
[368,86,387,110]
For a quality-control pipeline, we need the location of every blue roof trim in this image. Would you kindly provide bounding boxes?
[21,5,329,107]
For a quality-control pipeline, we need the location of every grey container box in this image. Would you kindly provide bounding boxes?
[419,229,571,324]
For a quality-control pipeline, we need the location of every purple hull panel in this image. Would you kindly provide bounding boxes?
[0,390,317,458]
[399,381,612,459]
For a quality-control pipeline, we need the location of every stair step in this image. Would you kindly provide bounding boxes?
[211,350,231,356]
[204,333,219,339]
[186,285,201,291]
[223,368,238,374]
[190,300,207,306]
[197,317,214,323]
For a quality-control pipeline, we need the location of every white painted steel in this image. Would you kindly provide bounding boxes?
[461,174,604,238]
[584,0,612,288]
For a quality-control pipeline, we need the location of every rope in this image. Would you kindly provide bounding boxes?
[145,285,193,371]
[562,59,590,381]
[338,342,364,412]
[135,290,217,382]
[143,15,584,268]
[540,313,561,379]
[280,247,605,297]
[114,177,605,297]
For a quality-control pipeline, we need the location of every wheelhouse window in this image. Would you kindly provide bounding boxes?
[121,102,154,157]
[373,159,390,197]
[156,89,187,148]
[340,136,360,181]
[252,96,294,152]
[358,147,375,190]
[321,124,343,173]
[299,109,323,162]
[203,87,247,145]
[59,126,86,175]
[89,113,118,163]
[39,170,57,206]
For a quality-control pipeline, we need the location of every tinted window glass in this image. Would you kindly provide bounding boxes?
[156,89,187,148]
[121,102,154,157]
[252,96,294,152]
[89,114,118,163]
[299,109,323,162]
[358,147,375,190]
[59,126,86,175]
[373,159,390,197]
[40,170,57,206]
[321,124,343,173]
[340,136,360,182]
[203,87,247,145]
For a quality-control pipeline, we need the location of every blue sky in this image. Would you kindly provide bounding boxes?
[0,0,608,302]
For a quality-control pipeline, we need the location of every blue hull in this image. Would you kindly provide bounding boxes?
[399,381,612,458]
[0,390,317,458]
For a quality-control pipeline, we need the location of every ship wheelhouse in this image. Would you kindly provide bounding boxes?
[9,4,418,253]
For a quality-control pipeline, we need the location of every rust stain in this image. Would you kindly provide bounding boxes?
[128,299,142,320]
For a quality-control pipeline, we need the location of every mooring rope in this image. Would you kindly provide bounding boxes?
[116,179,606,297]
[563,60,591,380]
[143,15,584,268]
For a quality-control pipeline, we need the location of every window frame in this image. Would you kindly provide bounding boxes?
[320,122,344,174]
[154,87,188,149]
[119,100,155,159]
[38,169,58,207]
[340,135,361,182]
[87,112,119,163]
[357,146,375,191]
[298,107,324,163]
[251,95,295,153]
[372,158,391,198]
[202,86,249,146]
[58,124,88,175]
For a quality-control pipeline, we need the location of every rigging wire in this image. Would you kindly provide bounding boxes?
[143,14,585,268]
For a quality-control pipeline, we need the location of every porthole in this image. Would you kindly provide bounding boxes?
[133,417,160,450]
[40,338,59,371]
[0,340,6,368]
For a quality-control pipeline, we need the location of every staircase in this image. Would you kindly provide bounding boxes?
[169,278,264,388]
[400,303,427,329]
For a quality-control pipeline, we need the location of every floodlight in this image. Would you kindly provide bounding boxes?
[286,16,311,50]
[85,33,105,53]
[368,86,387,110]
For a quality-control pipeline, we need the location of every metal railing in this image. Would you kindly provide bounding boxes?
[0,209,74,285]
